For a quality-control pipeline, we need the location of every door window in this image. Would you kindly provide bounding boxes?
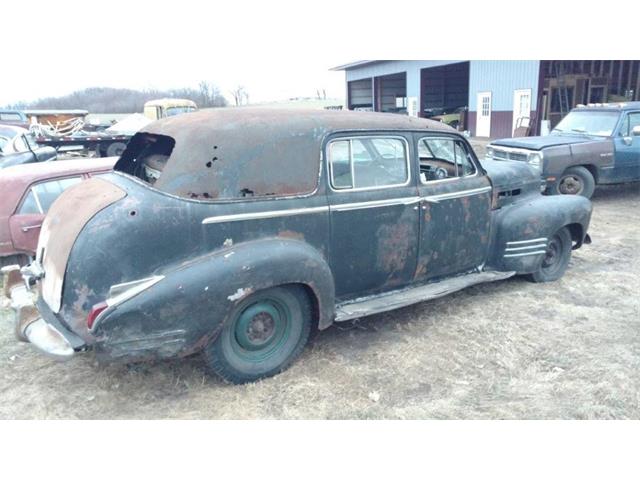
[18,177,82,215]
[418,137,476,182]
[328,137,409,190]
[619,112,640,137]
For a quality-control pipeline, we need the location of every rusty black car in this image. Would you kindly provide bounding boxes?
[4,108,593,384]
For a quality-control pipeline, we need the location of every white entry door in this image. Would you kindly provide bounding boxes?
[512,89,532,135]
[476,92,492,137]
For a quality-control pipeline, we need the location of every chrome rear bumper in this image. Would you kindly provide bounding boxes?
[2,264,80,360]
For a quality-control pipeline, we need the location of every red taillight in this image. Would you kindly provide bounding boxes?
[86,301,108,329]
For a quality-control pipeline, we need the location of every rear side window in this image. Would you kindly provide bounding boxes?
[418,137,476,182]
[19,177,82,215]
[328,137,409,190]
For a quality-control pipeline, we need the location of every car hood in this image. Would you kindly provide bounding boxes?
[491,134,605,150]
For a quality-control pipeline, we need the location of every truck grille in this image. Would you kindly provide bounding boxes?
[491,148,529,162]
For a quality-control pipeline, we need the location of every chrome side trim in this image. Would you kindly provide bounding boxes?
[202,206,329,224]
[91,275,165,331]
[506,237,547,246]
[422,186,492,203]
[331,196,420,212]
[505,244,547,252]
[503,250,547,258]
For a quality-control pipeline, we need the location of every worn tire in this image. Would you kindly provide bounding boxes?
[203,285,312,384]
[528,227,572,283]
[105,142,127,158]
[556,166,595,199]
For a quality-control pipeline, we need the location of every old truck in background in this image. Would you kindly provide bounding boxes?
[486,102,640,198]
[143,98,197,120]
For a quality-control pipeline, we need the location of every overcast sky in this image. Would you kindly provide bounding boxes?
[2,1,349,106]
[3,1,629,107]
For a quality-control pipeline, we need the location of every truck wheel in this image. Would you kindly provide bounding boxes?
[106,142,127,158]
[203,285,312,384]
[556,166,595,198]
[528,227,572,283]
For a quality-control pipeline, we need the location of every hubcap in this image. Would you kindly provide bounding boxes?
[232,299,291,358]
[559,175,583,195]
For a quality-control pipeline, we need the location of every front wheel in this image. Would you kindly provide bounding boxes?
[556,166,595,199]
[203,285,312,384]
[528,227,572,283]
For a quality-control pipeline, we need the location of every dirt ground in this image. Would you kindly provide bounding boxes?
[1,145,638,419]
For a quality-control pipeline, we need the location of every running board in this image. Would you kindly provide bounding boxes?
[334,270,515,322]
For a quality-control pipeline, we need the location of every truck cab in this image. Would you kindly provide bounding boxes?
[486,102,640,198]
[143,99,197,121]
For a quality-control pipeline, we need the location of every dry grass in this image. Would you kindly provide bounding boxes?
[0,172,638,419]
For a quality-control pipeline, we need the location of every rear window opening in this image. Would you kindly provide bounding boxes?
[115,133,175,186]
[115,130,319,201]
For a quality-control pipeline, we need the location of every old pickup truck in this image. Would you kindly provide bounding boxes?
[486,102,640,198]
[3,109,592,384]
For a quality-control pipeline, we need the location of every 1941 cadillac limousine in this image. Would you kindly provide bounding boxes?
[3,108,593,383]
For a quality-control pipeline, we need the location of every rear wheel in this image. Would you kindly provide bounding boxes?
[203,285,312,384]
[556,166,595,199]
[528,228,572,283]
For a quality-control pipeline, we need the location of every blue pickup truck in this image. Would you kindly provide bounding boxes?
[486,102,640,198]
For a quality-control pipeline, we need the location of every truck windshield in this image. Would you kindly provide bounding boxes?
[165,106,196,117]
[552,111,620,137]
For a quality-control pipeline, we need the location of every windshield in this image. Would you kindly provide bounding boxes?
[165,106,196,117]
[553,111,620,136]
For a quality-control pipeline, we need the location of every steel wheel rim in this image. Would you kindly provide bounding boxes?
[559,175,584,195]
[231,298,291,362]
[541,235,563,274]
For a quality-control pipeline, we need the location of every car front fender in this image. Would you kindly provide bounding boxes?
[487,194,592,274]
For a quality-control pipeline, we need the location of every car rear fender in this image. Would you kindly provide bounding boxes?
[92,238,335,359]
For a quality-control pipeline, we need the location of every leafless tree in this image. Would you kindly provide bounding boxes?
[4,83,228,113]
[231,86,249,106]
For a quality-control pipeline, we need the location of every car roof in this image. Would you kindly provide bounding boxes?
[574,101,640,112]
[142,107,452,136]
[118,108,454,200]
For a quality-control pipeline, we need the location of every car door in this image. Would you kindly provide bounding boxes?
[326,133,420,300]
[10,176,82,253]
[414,133,492,281]
[613,111,640,181]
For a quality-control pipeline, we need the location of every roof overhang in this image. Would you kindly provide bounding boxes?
[330,61,383,71]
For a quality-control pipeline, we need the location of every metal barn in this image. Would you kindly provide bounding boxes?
[332,60,640,138]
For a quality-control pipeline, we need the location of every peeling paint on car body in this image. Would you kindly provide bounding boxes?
[14,108,592,367]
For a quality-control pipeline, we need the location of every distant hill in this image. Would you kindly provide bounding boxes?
[5,83,228,113]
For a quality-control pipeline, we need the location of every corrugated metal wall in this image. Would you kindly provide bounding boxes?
[468,60,540,111]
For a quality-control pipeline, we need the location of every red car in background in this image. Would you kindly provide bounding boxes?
[0,157,116,267]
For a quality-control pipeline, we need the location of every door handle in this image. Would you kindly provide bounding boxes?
[21,224,42,232]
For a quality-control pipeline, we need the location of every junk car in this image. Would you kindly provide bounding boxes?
[0,157,117,267]
[0,125,57,170]
[3,108,593,384]
[486,102,640,198]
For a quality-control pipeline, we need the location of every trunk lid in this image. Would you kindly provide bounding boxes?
[38,177,126,313]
